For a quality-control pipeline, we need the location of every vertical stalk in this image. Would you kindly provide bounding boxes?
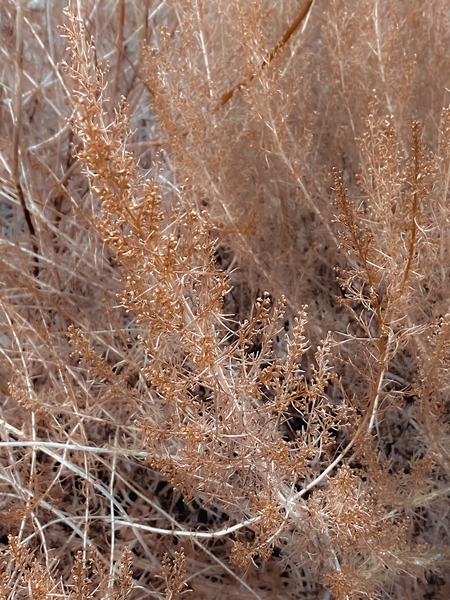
[13,0,39,276]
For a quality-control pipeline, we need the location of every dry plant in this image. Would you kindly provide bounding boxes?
[0,1,450,599]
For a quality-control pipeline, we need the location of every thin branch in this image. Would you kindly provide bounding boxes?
[111,0,126,112]
[12,0,39,276]
[114,517,259,539]
[219,0,314,106]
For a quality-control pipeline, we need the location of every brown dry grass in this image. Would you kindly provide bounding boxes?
[0,1,449,599]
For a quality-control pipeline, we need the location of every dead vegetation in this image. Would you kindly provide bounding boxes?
[0,1,449,599]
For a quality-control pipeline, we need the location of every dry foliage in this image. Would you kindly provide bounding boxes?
[0,1,449,599]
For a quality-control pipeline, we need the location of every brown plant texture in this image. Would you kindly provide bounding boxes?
[0,1,450,599]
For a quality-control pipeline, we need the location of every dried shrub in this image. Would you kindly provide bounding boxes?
[0,1,449,599]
